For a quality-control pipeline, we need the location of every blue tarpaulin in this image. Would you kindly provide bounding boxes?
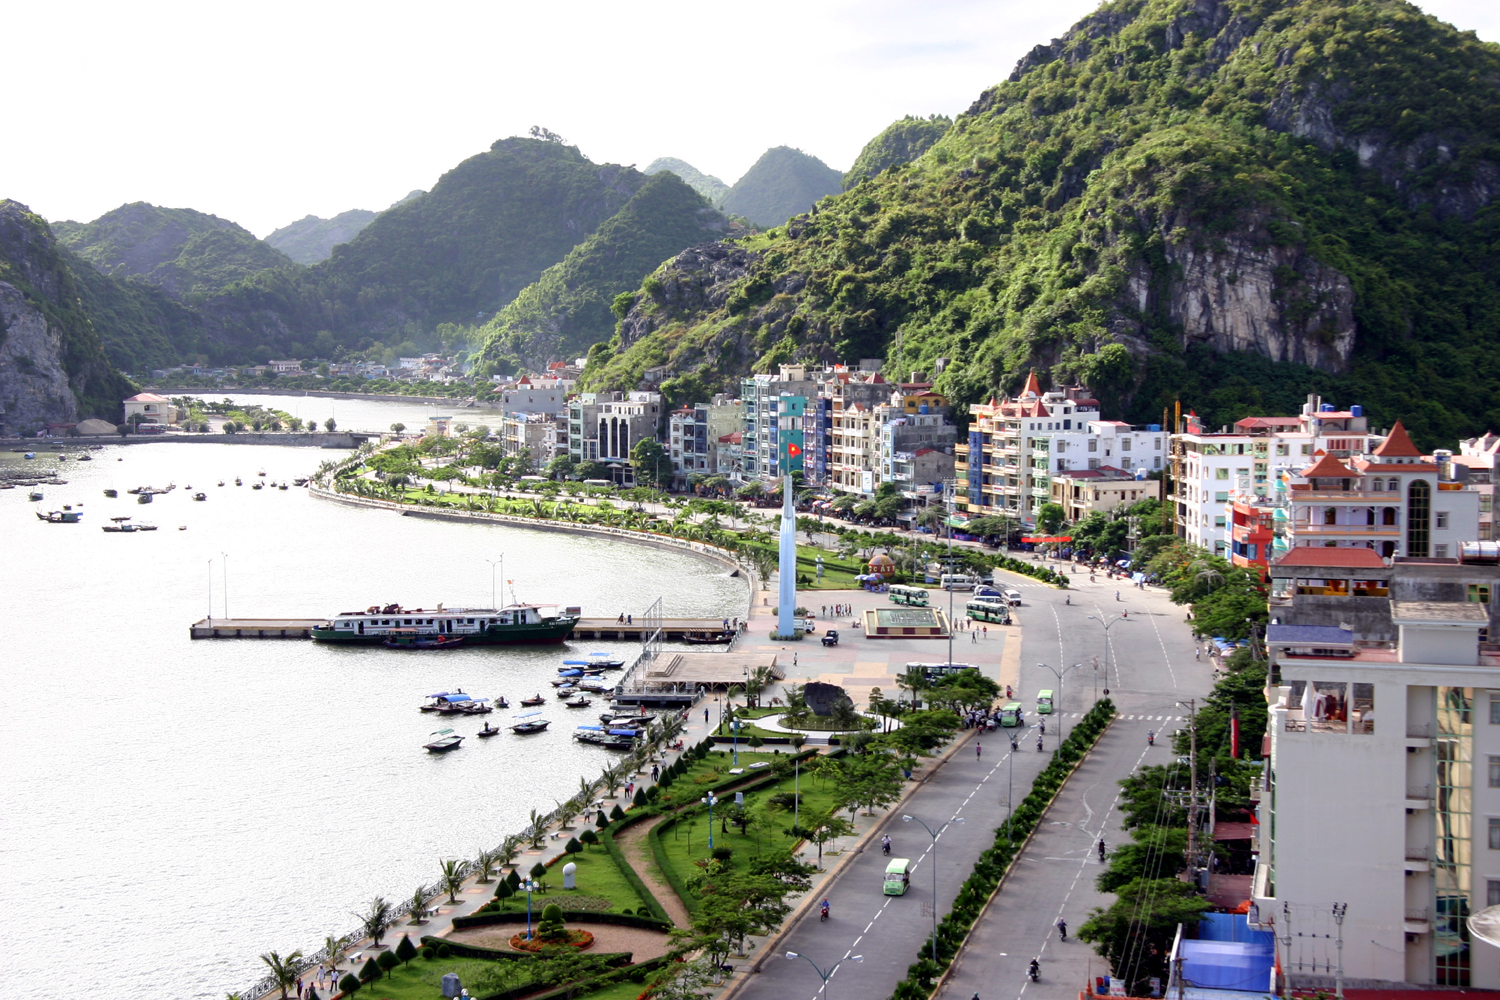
[1181,915,1275,990]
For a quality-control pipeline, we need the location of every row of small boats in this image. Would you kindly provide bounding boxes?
[424,708,659,752]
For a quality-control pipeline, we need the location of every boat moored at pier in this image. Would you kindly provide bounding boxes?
[311,603,580,645]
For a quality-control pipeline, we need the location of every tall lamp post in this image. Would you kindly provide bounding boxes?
[903,813,965,962]
[703,793,718,851]
[521,877,539,940]
[785,951,863,999]
[1086,609,1132,696]
[485,554,505,608]
[220,551,229,619]
[1035,662,1085,741]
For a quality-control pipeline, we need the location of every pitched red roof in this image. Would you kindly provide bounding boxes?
[125,392,170,403]
[1021,370,1042,397]
[1274,546,1387,568]
[1373,420,1422,458]
[1302,451,1358,478]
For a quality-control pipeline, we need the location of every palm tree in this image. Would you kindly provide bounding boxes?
[554,796,581,830]
[601,762,625,798]
[439,859,465,904]
[322,935,346,976]
[743,665,776,708]
[497,835,522,873]
[528,807,548,847]
[474,846,500,884]
[408,884,431,924]
[259,949,304,999]
[354,896,393,947]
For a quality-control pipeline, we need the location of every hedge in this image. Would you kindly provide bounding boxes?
[994,555,1069,588]
[889,698,1114,999]
[450,909,671,933]
[418,938,673,1000]
[598,812,674,925]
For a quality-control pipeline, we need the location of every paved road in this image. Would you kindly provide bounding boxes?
[731,571,1212,1000]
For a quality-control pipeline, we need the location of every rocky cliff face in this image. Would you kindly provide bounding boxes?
[0,283,77,436]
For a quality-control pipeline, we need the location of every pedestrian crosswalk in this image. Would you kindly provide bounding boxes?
[1044,712,1187,721]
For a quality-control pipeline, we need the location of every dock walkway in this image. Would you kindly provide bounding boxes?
[188,617,739,640]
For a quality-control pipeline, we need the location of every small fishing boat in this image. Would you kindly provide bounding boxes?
[477,722,501,738]
[235,477,242,486]
[599,710,656,726]
[420,692,491,714]
[565,695,592,708]
[578,679,611,693]
[520,694,546,707]
[103,489,118,498]
[23,452,35,460]
[384,630,465,650]
[423,728,464,752]
[587,653,626,668]
[217,481,225,487]
[278,483,289,491]
[251,482,264,490]
[102,517,157,533]
[36,510,83,523]
[28,491,43,501]
[257,469,266,477]
[193,493,207,501]
[79,454,92,461]
[496,695,510,709]
[573,726,640,749]
[137,493,153,504]
[294,477,308,486]
[682,632,734,645]
[510,711,550,734]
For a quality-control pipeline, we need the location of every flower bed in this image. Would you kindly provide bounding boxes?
[508,929,594,952]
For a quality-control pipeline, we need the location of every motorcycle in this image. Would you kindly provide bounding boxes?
[1029,959,1040,982]
[820,900,830,922]
[1036,735,1044,752]
[1147,730,1155,746]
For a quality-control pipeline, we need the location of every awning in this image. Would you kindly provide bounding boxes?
[1021,535,1071,543]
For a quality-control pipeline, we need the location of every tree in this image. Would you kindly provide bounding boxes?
[474,846,500,883]
[353,896,392,947]
[258,950,303,999]
[376,950,399,978]
[630,438,674,490]
[530,861,548,879]
[574,460,609,481]
[564,836,583,855]
[1077,877,1208,994]
[1037,502,1066,535]
[390,422,405,434]
[494,879,514,908]
[799,809,855,867]
[439,858,465,903]
[394,934,418,966]
[358,957,380,982]
[580,828,600,848]
[338,973,360,995]
[408,884,430,924]
[546,454,576,480]
[322,936,346,977]
[324,418,337,432]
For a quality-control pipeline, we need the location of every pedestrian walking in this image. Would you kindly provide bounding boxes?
[983,625,988,639]
[971,630,977,643]
[627,614,633,624]
[1195,647,1201,660]
[1115,590,1120,601]
[976,741,982,759]
[1097,839,1106,862]
[651,764,660,781]
[793,652,798,666]
[704,708,710,723]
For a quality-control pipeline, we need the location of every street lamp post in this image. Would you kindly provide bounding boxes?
[485,555,505,608]
[703,793,718,851]
[785,951,863,999]
[521,878,539,939]
[1086,609,1132,697]
[903,813,965,962]
[1035,662,1085,741]
[732,717,741,766]
[220,552,229,619]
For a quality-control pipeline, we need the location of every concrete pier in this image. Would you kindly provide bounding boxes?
[188,616,739,640]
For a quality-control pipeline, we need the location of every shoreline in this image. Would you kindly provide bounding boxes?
[171,387,504,409]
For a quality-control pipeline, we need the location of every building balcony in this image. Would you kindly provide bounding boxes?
[1293,490,1401,501]
[1404,907,1432,934]
[1291,523,1399,535]
[1404,846,1432,872]
[1405,785,1432,810]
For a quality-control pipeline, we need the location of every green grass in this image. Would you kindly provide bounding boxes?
[482,844,645,915]
[652,751,787,811]
[654,767,845,902]
[344,956,500,999]
[574,979,656,1000]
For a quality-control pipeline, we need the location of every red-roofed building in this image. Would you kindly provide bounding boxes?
[123,392,178,425]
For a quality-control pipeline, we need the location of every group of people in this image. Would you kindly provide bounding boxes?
[822,603,853,616]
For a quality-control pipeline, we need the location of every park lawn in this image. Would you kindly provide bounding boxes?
[652,751,787,811]
[575,978,657,1000]
[654,766,848,910]
[345,955,500,999]
[543,842,650,912]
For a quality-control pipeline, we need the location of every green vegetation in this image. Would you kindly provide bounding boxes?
[472,172,728,374]
[265,208,381,265]
[843,115,952,189]
[592,0,1500,448]
[719,146,844,227]
[644,157,731,205]
[53,201,297,298]
[0,200,139,423]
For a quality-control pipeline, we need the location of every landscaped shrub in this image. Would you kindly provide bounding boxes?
[495,880,514,903]
[339,972,361,994]
[596,810,609,828]
[420,946,435,960]
[564,836,583,854]
[507,869,522,890]
[537,903,566,940]
[395,934,417,965]
[530,862,547,879]
[580,829,599,848]
[711,845,733,862]
[632,788,647,808]
[358,957,380,982]
[376,951,399,976]
[435,942,451,958]
[610,804,626,822]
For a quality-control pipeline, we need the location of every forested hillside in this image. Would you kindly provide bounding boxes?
[719,147,844,227]
[265,209,378,265]
[589,0,1500,448]
[54,202,296,298]
[471,173,728,374]
[644,158,731,205]
[843,115,952,189]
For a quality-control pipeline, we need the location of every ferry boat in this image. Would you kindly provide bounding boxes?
[311,603,580,645]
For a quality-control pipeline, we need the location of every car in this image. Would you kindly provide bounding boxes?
[821,629,839,647]
[1004,589,1023,606]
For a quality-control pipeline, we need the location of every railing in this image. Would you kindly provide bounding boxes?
[1296,490,1400,500]
[1293,523,1399,534]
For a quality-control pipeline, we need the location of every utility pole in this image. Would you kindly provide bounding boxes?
[1332,902,1347,1000]
[1185,697,1199,875]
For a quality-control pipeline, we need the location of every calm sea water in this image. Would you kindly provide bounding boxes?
[183,392,495,434]
[0,438,745,1000]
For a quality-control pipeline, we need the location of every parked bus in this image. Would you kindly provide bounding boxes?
[889,585,930,607]
[965,599,1011,625]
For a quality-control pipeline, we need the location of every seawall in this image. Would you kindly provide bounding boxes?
[1,432,370,448]
[170,387,504,409]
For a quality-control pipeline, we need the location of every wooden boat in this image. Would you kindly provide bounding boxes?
[217,481,225,487]
[251,482,264,490]
[235,477,242,486]
[476,723,501,738]
[496,695,510,709]
[573,726,640,749]
[137,493,152,504]
[27,491,44,501]
[384,630,465,650]
[510,710,549,734]
[257,469,266,477]
[423,728,464,752]
[520,695,546,707]
[192,493,207,501]
[103,489,118,498]
[586,653,627,668]
[278,483,289,491]
[79,454,92,461]
[102,517,157,533]
[36,510,83,523]
[565,696,592,708]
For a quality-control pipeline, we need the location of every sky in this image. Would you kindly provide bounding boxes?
[5,0,1496,238]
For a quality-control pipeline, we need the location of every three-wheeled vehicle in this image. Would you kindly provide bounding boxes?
[884,858,911,895]
[1037,689,1054,715]
[999,701,1025,727]
[822,629,840,647]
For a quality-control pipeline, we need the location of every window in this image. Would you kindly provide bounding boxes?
[1489,756,1500,788]
[1436,544,1450,558]
[1491,695,1500,725]
[1277,443,1289,456]
[1483,495,1493,514]
[1408,480,1431,557]
[1088,439,1097,452]
[1490,818,1500,850]
[1216,492,1230,503]
[1302,445,1312,455]
[1216,468,1229,480]
[1489,880,1500,907]
[1469,585,1491,604]
[1122,439,1132,451]
[1155,439,1162,450]
[1437,511,1450,529]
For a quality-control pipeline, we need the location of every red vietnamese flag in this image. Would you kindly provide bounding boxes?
[787,443,802,456]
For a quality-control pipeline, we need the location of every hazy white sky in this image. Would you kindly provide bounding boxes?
[6,0,1495,238]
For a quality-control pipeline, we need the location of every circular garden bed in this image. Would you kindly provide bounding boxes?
[508,929,594,952]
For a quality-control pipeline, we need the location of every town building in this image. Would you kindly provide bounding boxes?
[740,366,820,481]
[500,378,568,416]
[424,415,453,438]
[123,393,178,425]
[667,397,742,488]
[1254,545,1500,988]
[566,391,662,485]
[268,360,303,374]
[956,372,1165,529]
[1229,491,1279,578]
[498,412,556,469]
[1050,467,1161,524]
[1458,434,1499,541]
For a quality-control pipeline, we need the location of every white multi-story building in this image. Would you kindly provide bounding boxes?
[668,397,743,486]
[1256,548,1500,989]
[1172,397,1383,555]
[740,366,820,481]
[499,378,568,417]
[956,372,1166,528]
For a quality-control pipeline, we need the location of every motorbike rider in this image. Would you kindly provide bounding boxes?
[1029,958,1040,981]
[820,898,830,920]
[882,835,892,855]
[1147,729,1155,746]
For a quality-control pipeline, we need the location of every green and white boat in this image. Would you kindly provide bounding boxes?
[311,603,579,645]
